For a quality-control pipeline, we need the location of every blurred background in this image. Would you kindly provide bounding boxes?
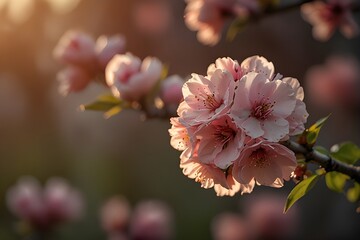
[0,0,359,239]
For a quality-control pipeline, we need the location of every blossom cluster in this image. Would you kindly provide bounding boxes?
[101,196,174,240]
[169,55,309,196]
[53,30,126,95]
[6,177,84,231]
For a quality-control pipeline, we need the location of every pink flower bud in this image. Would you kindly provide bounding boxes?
[105,53,162,101]
[53,30,97,71]
[101,196,131,234]
[44,178,84,223]
[6,177,43,221]
[57,65,92,96]
[160,75,184,114]
[211,213,249,240]
[129,200,174,240]
[95,34,126,70]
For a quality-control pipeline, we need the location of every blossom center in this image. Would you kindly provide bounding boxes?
[249,148,270,168]
[251,101,274,120]
[195,92,222,110]
[214,124,235,149]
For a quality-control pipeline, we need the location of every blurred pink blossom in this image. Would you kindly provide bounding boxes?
[101,196,131,234]
[159,75,184,114]
[301,0,359,41]
[132,1,172,35]
[105,53,162,101]
[57,65,92,96]
[6,176,84,231]
[53,30,98,72]
[306,55,360,109]
[184,0,259,45]
[129,200,174,240]
[211,213,250,240]
[95,34,127,70]
[245,194,299,239]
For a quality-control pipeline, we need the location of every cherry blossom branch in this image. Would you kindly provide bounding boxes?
[283,140,360,183]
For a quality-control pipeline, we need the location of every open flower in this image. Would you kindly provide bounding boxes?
[6,177,84,231]
[233,140,297,187]
[230,72,296,142]
[301,0,359,41]
[195,115,245,169]
[105,53,162,101]
[178,69,235,126]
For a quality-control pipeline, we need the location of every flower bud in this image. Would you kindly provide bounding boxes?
[101,196,131,234]
[57,65,92,96]
[95,35,126,70]
[159,75,184,114]
[6,177,43,222]
[129,200,174,240]
[44,178,84,223]
[105,53,162,101]
[53,30,97,71]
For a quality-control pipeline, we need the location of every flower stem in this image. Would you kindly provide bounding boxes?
[283,140,360,183]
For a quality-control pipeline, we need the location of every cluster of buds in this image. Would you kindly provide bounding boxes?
[6,177,84,233]
[54,30,185,117]
[53,30,126,95]
[100,196,174,240]
[169,55,309,196]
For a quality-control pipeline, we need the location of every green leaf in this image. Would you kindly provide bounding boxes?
[226,18,248,42]
[313,146,329,155]
[330,142,360,165]
[104,106,122,119]
[347,182,360,202]
[306,114,330,146]
[284,174,321,213]
[325,172,349,193]
[80,94,121,112]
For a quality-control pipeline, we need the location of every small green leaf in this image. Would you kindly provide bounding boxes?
[325,172,349,193]
[80,94,121,112]
[104,106,122,119]
[347,182,360,202]
[226,18,248,42]
[306,114,330,146]
[314,146,329,155]
[330,142,360,165]
[284,174,321,213]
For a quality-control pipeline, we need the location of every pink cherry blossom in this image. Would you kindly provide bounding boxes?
[211,213,250,240]
[306,55,360,109]
[207,55,275,82]
[168,117,192,151]
[301,0,359,41]
[43,178,84,223]
[95,34,126,70]
[180,146,254,196]
[233,140,297,187]
[230,72,296,141]
[6,177,84,230]
[195,115,245,169]
[282,77,308,136]
[101,196,131,234]
[184,0,259,45]
[105,53,162,101]
[159,75,184,114]
[129,200,174,240]
[178,69,235,126]
[6,177,43,222]
[57,65,92,96]
[53,30,97,71]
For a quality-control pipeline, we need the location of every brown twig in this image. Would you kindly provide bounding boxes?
[283,140,360,183]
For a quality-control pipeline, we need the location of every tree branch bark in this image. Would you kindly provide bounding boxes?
[283,140,360,183]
